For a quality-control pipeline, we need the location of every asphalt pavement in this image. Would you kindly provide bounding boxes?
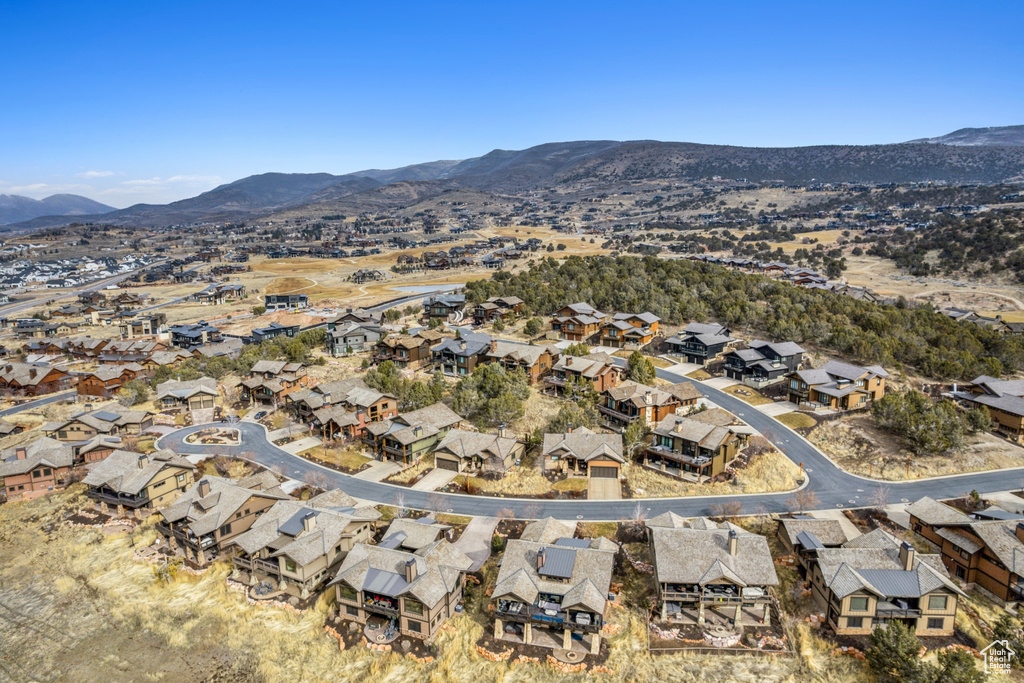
[0,390,75,418]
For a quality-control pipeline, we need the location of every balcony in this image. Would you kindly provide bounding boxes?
[876,600,921,618]
[364,595,400,617]
[88,488,150,508]
[598,404,639,423]
[495,600,602,633]
[646,444,711,467]
[545,376,568,387]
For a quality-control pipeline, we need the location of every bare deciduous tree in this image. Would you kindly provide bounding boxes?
[868,485,890,514]
[303,470,329,492]
[393,492,407,518]
[710,500,744,520]
[497,507,516,522]
[786,489,821,514]
[522,501,543,521]
[426,492,447,514]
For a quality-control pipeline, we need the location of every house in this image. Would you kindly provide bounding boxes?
[787,361,889,411]
[45,405,155,442]
[643,413,742,482]
[156,377,219,413]
[0,420,24,437]
[170,321,222,349]
[545,353,621,396]
[229,491,381,597]
[290,378,397,440]
[776,518,851,574]
[381,517,453,551]
[664,322,736,365]
[919,515,1024,605]
[433,428,525,473]
[541,429,624,479]
[599,312,660,348]
[722,340,805,387]
[598,380,681,429]
[352,268,385,283]
[810,529,964,636]
[82,449,197,510]
[958,375,1024,443]
[664,381,703,408]
[550,303,607,342]
[192,287,226,306]
[470,296,525,325]
[422,293,466,321]
[77,363,145,399]
[248,323,299,344]
[432,333,491,377]
[651,523,779,627]
[492,517,616,655]
[327,322,386,356]
[0,438,75,501]
[156,474,290,565]
[329,533,472,640]
[74,435,124,463]
[372,332,437,369]
[264,293,309,310]
[119,313,167,338]
[193,337,244,359]
[0,361,75,396]
[329,308,383,327]
[240,360,313,405]
[486,340,558,384]
[363,403,464,467]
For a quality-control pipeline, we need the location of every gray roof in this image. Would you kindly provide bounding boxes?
[542,432,624,464]
[0,437,74,476]
[971,375,1024,398]
[493,538,615,613]
[520,517,577,544]
[651,527,779,588]
[82,448,195,496]
[606,380,678,409]
[905,496,972,526]
[779,518,850,547]
[382,517,451,551]
[435,429,521,464]
[372,403,464,445]
[156,377,218,401]
[432,336,491,358]
[329,540,470,608]
[159,475,289,537]
[651,414,735,451]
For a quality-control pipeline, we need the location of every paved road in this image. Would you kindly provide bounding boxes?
[157,417,1024,521]
[0,391,75,418]
[0,260,168,317]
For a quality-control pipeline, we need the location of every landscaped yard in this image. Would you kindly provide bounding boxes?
[686,368,712,380]
[468,465,555,496]
[386,454,435,484]
[721,383,775,406]
[776,412,817,430]
[299,445,372,472]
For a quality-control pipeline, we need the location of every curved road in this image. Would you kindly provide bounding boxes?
[158,366,1024,521]
[0,390,75,418]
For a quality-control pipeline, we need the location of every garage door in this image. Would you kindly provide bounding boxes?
[590,466,618,478]
[436,457,460,472]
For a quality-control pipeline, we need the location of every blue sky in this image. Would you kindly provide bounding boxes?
[1,1,1021,207]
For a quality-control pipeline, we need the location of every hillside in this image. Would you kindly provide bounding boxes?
[907,125,1024,147]
[0,193,115,225]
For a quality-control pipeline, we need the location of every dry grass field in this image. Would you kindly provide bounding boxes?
[623,449,801,499]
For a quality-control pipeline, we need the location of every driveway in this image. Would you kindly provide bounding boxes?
[588,477,622,500]
[280,436,322,455]
[453,516,499,572]
[659,358,703,375]
[411,467,459,492]
[703,377,739,390]
[757,401,799,417]
[352,460,402,482]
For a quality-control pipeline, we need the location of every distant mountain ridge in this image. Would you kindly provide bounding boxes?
[907,125,1024,147]
[0,193,115,225]
[5,125,1024,230]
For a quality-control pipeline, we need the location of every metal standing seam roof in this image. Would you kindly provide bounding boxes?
[538,547,577,579]
[363,568,409,597]
[795,530,825,551]
[553,537,592,549]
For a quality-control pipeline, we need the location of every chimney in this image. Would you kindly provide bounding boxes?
[728,529,738,556]
[324,392,332,406]
[1015,523,1024,545]
[460,339,467,351]
[198,480,211,498]
[899,541,915,571]
[29,368,37,379]
[15,447,27,460]
[498,425,508,439]
[567,422,573,434]
[489,339,498,354]
[537,547,546,570]
[414,426,423,437]
[405,558,417,583]
[302,511,316,533]
[137,454,148,469]
[674,419,684,433]
[566,356,573,366]
[644,390,653,405]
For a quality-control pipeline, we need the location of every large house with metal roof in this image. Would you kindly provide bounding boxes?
[329,522,472,640]
[664,322,737,365]
[786,360,888,411]
[491,517,616,656]
[431,333,491,377]
[289,378,397,440]
[808,529,964,636]
[722,340,805,387]
[643,413,742,482]
[229,490,381,597]
[958,375,1024,443]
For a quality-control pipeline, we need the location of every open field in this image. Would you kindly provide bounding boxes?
[809,414,1024,480]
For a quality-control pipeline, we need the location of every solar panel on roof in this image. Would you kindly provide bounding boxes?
[93,410,122,422]
[538,547,576,579]
[553,537,591,549]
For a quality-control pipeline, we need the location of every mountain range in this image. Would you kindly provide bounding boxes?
[4,125,1024,230]
[0,194,115,226]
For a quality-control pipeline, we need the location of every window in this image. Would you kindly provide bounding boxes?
[346,604,358,616]
[177,473,185,483]
[927,595,948,610]
[33,470,42,479]
[404,598,424,615]
[219,523,232,536]
[846,617,864,629]
[58,431,67,439]
[42,468,51,477]
[849,596,869,612]
[338,584,357,601]
[285,559,296,572]
[927,617,944,630]
[406,620,421,633]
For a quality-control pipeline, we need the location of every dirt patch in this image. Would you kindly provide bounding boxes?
[809,414,1024,480]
